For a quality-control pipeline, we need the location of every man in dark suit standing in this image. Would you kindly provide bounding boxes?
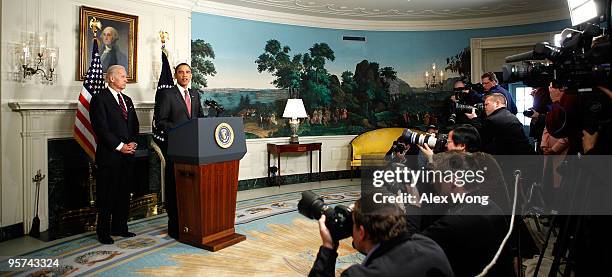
[153,63,204,239]
[90,65,139,244]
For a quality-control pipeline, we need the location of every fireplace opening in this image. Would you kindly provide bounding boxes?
[46,135,161,241]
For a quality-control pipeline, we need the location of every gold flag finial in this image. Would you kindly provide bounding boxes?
[90,17,102,37]
[159,31,169,44]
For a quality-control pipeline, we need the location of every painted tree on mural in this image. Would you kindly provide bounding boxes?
[256,40,336,110]
[337,71,358,109]
[379,66,398,83]
[255,40,302,98]
[191,39,217,90]
[256,40,404,129]
[378,66,397,101]
[301,43,335,110]
[445,46,471,79]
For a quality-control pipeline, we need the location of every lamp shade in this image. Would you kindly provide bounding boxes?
[282,99,308,119]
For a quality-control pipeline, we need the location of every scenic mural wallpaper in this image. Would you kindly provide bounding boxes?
[190,13,569,138]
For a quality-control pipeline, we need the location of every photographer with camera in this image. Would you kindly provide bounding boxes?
[449,79,484,125]
[415,124,482,167]
[308,196,454,277]
[466,93,533,155]
[481,72,517,115]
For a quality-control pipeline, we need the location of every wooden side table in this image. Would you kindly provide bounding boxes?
[267,143,322,182]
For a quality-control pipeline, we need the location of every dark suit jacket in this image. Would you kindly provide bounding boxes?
[309,233,454,277]
[153,86,204,143]
[470,107,533,155]
[90,88,140,166]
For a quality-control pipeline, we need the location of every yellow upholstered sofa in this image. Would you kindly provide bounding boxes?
[350,128,404,178]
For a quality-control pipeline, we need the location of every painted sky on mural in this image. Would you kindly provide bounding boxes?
[192,13,569,89]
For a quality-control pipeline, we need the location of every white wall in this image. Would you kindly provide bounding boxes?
[0,0,355,230]
[240,136,353,180]
[0,0,192,228]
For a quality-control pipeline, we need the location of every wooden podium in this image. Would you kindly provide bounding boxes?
[168,117,247,251]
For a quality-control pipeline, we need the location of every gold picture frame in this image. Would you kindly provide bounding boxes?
[78,6,138,82]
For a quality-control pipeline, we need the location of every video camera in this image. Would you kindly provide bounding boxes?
[502,0,611,137]
[502,0,611,89]
[298,191,354,241]
[450,80,484,124]
[453,82,485,95]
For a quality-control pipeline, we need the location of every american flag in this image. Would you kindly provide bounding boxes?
[73,39,104,160]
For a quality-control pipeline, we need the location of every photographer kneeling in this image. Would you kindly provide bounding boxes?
[309,197,454,277]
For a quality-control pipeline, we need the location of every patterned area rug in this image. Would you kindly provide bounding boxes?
[1,185,362,276]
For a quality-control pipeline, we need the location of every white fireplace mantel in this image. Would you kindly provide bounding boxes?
[9,101,155,232]
[9,101,156,111]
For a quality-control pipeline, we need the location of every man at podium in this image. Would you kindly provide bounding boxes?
[153,63,204,239]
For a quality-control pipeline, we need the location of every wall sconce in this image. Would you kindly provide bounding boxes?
[20,33,58,83]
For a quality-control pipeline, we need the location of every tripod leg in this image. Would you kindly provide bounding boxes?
[549,215,573,277]
[534,215,556,277]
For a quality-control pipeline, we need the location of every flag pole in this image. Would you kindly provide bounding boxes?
[150,30,170,203]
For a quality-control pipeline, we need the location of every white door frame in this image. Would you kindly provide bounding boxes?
[470,32,557,84]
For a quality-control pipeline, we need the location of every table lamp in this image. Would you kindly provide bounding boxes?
[282,99,308,144]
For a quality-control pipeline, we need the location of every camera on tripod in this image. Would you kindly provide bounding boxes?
[501,0,611,138]
[298,191,354,241]
[502,1,610,91]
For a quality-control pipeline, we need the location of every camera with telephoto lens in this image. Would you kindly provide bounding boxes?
[298,191,354,241]
[401,129,447,150]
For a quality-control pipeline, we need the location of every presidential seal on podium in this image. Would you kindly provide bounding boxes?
[215,122,234,149]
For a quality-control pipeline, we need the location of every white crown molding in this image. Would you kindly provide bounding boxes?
[129,0,195,11]
[193,1,569,31]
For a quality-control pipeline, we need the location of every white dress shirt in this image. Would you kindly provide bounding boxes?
[108,86,127,151]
